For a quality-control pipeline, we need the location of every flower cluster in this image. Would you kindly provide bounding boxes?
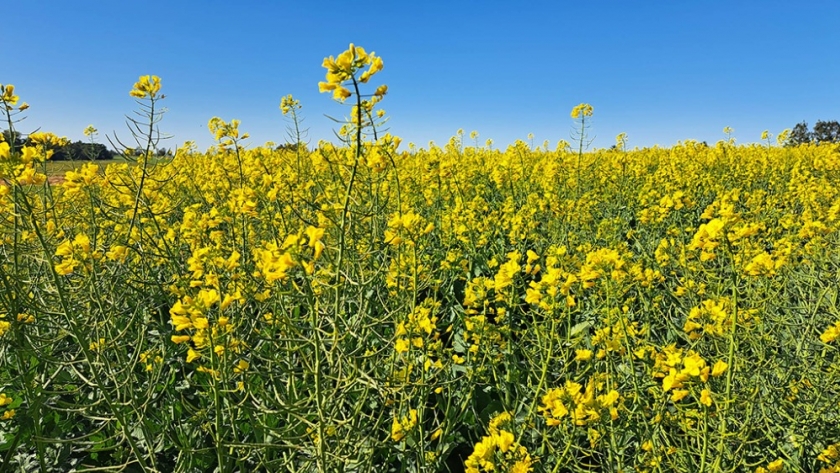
[570,103,594,119]
[539,378,620,427]
[465,412,534,473]
[318,43,384,102]
[129,75,162,99]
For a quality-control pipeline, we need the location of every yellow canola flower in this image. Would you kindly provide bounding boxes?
[494,430,515,453]
[571,103,593,119]
[755,459,785,473]
[186,348,201,363]
[130,75,162,99]
[332,86,351,102]
[390,408,418,442]
[821,320,840,344]
[318,43,384,98]
[279,94,300,115]
[575,349,593,361]
[670,389,689,402]
[540,379,620,426]
[28,131,67,147]
[711,360,728,377]
[208,117,243,142]
[777,128,791,145]
[394,338,409,353]
[465,413,533,473]
[15,167,46,186]
[699,388,713,407]
[318,81,337,93]
[1,84,20,106]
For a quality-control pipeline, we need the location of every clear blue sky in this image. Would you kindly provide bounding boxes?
[4,1,839,151]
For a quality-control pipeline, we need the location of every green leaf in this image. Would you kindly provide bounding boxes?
[570,321,592,338]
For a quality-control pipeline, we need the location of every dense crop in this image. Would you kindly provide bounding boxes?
[1,45,840,472]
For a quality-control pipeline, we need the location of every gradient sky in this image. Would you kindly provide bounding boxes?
[4,1,839,152]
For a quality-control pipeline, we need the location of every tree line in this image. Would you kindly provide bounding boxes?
[2,129,171,160]
[786,120,840,146]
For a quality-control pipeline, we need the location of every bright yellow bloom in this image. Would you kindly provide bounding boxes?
[395,338,409,353]
[767,459,784,472]
[699,388,713,407]
[821,321,840,344]
[279,94,300,115]
[333,86,352,102]
[390,409,417,442]
[777,128,791,145]
[662,369,687,391]
[670,389,689,402]
[571,103,593,119]
[208,117,243,142]
[233,360,249,374]
[495,430,515,452]
[1,84,19,106]
[89,338,106,352]
[130,75,162,99]
[318,81,337,93]
[319,43,384,103]
[186,348,201,363]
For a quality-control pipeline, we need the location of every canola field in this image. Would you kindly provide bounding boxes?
[1,45,840,472]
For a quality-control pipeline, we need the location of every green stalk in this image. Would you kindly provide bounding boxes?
[714,239,738,471]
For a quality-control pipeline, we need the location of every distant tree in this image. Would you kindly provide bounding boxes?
[812,120,840,144]
[786,121,811,146]
[50,141,113,161]
[1,129,25,148]
[275,142,306,152]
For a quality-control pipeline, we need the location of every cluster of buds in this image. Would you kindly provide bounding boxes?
[129,75,162,99]
[571,103,593,119]
[279,94,301,116]
[1,84,28,111]
[208,117,249,147]
[318,43,385,102]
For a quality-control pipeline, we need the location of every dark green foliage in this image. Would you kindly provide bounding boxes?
[786,120,840,146]
[1,129,25,148]
[812,120,840,144]
[49,141,115,161]
[787,121,811,146]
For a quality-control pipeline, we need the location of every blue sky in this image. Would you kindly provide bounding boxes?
[4,1,839,151]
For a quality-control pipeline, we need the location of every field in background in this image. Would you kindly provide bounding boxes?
[2,135,840,472]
